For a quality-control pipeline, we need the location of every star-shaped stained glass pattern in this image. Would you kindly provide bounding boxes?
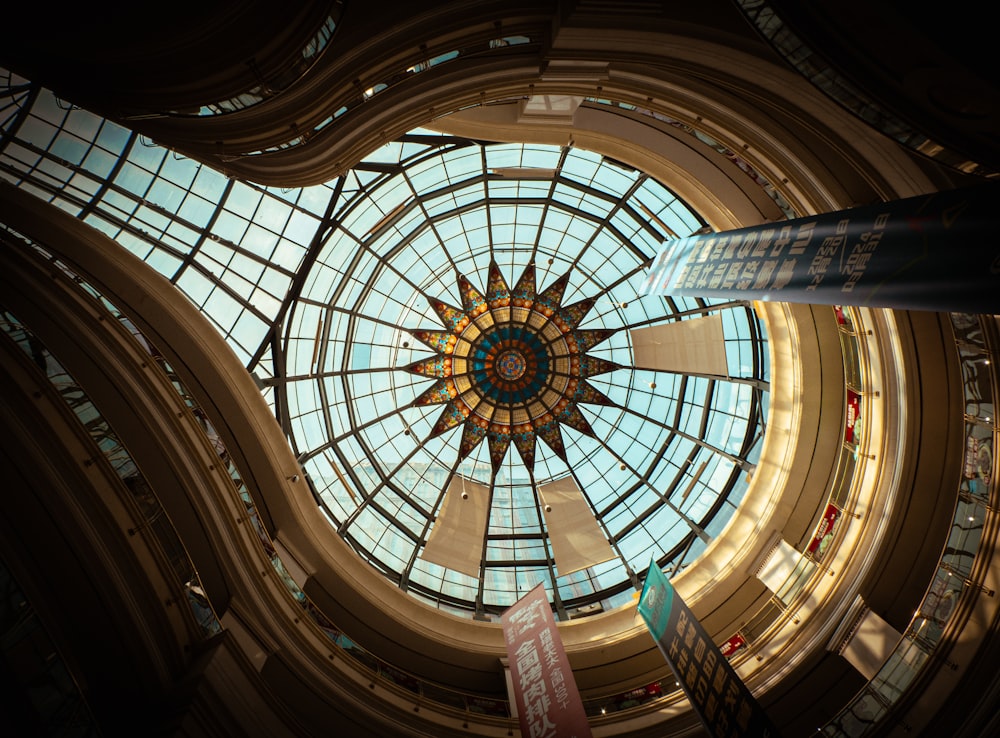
[404,261,621,473]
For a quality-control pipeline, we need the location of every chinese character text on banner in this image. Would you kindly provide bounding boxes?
[641,181,1000,315]
[637,562,781,738]
[501,584,592,738]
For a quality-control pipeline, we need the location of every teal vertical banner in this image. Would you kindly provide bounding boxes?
[637,562,781,738]
[637,559,675,641]
[640,181,1000,314]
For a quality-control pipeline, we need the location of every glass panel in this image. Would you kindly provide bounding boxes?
[1,77,770,619]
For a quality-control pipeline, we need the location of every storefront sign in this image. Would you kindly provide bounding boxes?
[501,584,592,738]
[641,182,1000,314]
[808,503,841,559]
[637,562,780,737]
[845,390,862,444]
[719,633,748,660]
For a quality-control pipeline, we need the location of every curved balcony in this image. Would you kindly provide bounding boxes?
[0,248,224,644]
[734,0,999,178]
[821,313,999,735]
[0,3,342,122]
[155,6,345,118]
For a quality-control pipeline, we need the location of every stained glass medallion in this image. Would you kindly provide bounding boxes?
[405,261,620,473]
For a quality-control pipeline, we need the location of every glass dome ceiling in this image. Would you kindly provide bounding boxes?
[0,72,769,619]
[281,135,770,618]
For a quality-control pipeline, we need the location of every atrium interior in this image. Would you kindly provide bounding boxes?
[0,2,997,737]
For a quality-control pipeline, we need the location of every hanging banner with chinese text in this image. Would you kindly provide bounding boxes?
[501,584,593,738]
[637,562,780,738]
[640,182,1000,314]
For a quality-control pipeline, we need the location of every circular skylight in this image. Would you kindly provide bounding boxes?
[282,132,769,618]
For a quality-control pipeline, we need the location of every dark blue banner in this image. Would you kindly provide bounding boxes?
[638,562,780,738]
[641,182,1000,314]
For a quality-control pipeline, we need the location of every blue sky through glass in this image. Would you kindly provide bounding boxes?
[0,75,770,619]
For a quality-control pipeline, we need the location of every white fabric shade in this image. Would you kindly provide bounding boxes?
[630,313,728,376]
[420,477,490,577]
[538,478,616,576]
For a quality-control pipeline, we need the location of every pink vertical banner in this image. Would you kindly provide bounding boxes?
[501,584,593,738]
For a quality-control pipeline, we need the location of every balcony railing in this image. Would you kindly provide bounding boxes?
[0,303,222,642]
[821,313,997,736]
